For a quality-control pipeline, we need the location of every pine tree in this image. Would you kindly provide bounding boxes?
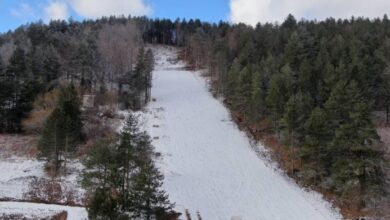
[31,45,61,84]
[144,49,154,103]
[83,138,120,220]
[301,107,332,184]
[2,47,41,132]
[129,160,173,220]
[330,102,384,207]
[225,58,241,104]
[132,47,147,109]
[38,84,83,173]
[266,66,293,134]
[115,113,153,211]
[284,32,302,70]
[250,70,266,125]
[235,66,252,114]
[84,113,172,219]
[282,91,313,145]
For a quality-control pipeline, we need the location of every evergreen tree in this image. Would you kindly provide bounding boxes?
[30,45,61,84]
[84,113,173,219]
[235,66,252,114]
[282,91,313,146]
[1,47,41,132]
[284,32,302,70]
[132,47,146,109]
[301,107,332,184]
[330,102,384,207]
[84,139,120,220]
[250,70,266,124]
[115,113,153,211]
[144,49,155,103]
[38,84,83,173]
[266,66,293,134]
[129,160,173,220]
[225,58,241,104]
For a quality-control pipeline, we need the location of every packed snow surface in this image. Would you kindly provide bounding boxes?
[144,46,342,220]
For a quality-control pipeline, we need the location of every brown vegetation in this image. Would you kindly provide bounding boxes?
[22,90,59,134]
[0,134,37,158]
[23,178,80,206]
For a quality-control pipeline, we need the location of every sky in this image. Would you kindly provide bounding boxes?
[0,0,390,33]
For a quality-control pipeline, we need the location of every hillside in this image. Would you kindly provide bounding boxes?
[143,46,341,219]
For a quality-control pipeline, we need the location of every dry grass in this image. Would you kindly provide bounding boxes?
[23,177,79,206]
[22,90,59,134]
[0,134,38,158]
[94,90,119,107]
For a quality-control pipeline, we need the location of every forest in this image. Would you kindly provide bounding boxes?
[0,14,390,218]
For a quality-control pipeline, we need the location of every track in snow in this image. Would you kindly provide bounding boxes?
[144,46,341,220]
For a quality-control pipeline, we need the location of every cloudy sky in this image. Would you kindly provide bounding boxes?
[0,0,389,32]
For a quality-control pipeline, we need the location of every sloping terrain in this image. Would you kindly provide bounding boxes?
[144,46,342,220]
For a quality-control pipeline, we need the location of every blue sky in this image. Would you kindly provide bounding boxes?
[1,0,390,33]
[0,0,230,33]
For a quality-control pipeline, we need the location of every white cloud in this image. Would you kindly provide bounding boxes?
[44,1,69,21]
[68,0,152,19]
[10,2,36,20]
[229,0,390,26]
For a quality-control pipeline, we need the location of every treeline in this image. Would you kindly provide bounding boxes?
[0,18,154,133]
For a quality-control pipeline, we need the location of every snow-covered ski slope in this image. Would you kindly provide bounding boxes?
[144,46,342,220]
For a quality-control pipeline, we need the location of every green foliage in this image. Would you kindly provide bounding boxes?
[121,47,154,110]
[235,67,252,114]
[225,58,241,104]
[84,114,173,219]
[0,47,42,132]
[281,92,313,145]
[129,160,173,220]
[250,71,266,123]
[38,84,83,172]
[329,102,384,205]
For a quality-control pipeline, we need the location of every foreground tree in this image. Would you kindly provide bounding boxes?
[38,84,83,174]
[84,113,173,219]
[129,159,173,220]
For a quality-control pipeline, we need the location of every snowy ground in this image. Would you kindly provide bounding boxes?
[143,46,342,220]
[0,149,87,219]
[0,202,87,219]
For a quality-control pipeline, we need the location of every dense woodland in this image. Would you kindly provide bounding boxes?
[1,14,390,217]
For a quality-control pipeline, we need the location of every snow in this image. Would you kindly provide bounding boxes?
[0,157,87,219]
[0,202,88,219]
[0,157,85,202]
[143,46,342,220]
[0,158,44,199]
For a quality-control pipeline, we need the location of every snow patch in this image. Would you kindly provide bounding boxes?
[0,202,87,220]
